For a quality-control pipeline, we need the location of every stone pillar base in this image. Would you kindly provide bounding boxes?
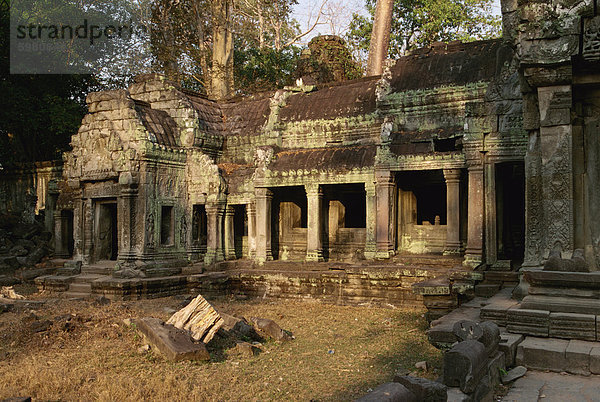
[306,250,324,262]
[204,248,225,264]
[375,250,394,259]
[443,245,462,256]
[463,253,483,268]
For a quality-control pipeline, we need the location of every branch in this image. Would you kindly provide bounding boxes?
[282,0,328,48]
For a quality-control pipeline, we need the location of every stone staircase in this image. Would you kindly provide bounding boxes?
[81,260,116,275]
[429,285,600,378]
[64,274,106,298]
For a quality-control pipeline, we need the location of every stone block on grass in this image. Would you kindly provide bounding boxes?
[132,317,210,362]
[355,382,417,402]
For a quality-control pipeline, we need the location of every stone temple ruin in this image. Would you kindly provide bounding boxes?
[2,0,600,361]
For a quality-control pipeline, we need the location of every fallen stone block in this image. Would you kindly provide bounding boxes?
[232,341,261,357]
[133,317,210,362]
[549,312,596,341]
[507,308,549,337]
[499,333,524,367]
[479,321,501,357]
[444,340,487,393]
[393,375,447,402]
[452,320,483,342]
[249,317,293,341]
[565,340,595,376]
[446,387,470,402]
[487,351,505,389]
[166,294,224,343]
[471,374,492,402]
[516,336,568,372]
[355,383,417,402]
[501,366,527,384]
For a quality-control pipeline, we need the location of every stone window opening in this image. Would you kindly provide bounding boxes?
[160,205,174,246]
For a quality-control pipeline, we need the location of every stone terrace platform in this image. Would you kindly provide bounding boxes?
[34,255,476,306]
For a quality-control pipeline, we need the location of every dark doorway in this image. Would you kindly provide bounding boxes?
[496,162,525,263]
[192,204,208,248]
[62,210,74,257]
[95,201,118,261]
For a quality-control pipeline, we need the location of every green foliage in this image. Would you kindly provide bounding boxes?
[234,45,300,94]
[0,1,96,165]
[346,0,502,61]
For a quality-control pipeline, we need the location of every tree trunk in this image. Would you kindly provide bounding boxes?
[210,0,234,100]
[366,0,394,76]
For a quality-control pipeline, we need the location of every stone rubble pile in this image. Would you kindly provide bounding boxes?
[0,213,54,285]
[356,320,511,402]
[129,293,293,362]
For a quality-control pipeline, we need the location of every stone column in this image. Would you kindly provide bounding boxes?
[204,203,224,264]
[82,198,93,264]
[376,170,395,258]
[118,175,138,262]
[224,205,236,260]
[464,165,484,268]
[444,168,462,255]
[305,183,324,262]
[364,182,377,259]
[255,188,273,263]
[484,163,497,265]
[538,85,574,257]
[247,202,256,258]
[72,197,83,261]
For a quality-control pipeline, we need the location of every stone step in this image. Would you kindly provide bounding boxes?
[63,292,91,299]
[484,271,519,283]
[81,266,114,275]
[474,283,501,297]
[73,274,105,284]
[516,336,600,375]
[394,254,463,268]
[68,283,92,294]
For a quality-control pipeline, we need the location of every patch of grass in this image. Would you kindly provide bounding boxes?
[0,296,442,401]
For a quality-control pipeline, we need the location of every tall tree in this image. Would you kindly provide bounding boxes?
[347,0,501,63]
[211,0,234,99]
[366,0,393,76]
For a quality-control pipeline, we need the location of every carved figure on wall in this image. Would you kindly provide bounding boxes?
[180,214,187,247]
[146,210,155,248]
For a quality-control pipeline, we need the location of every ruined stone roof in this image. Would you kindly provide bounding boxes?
[390,39,502,91]
[135,101,179,147]
[182,91,224,136]
[269,145,376,171]
[279,77,379,122]
[220,93,272,136]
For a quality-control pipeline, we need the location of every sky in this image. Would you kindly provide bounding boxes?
[291,0,367,44]
[291,0,502,44]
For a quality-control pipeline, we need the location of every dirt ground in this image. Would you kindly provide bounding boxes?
[0,286,442,401]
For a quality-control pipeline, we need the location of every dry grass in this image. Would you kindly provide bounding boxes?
[0,292,442,401]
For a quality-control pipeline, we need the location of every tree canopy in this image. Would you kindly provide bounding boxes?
[346,0,502,61]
